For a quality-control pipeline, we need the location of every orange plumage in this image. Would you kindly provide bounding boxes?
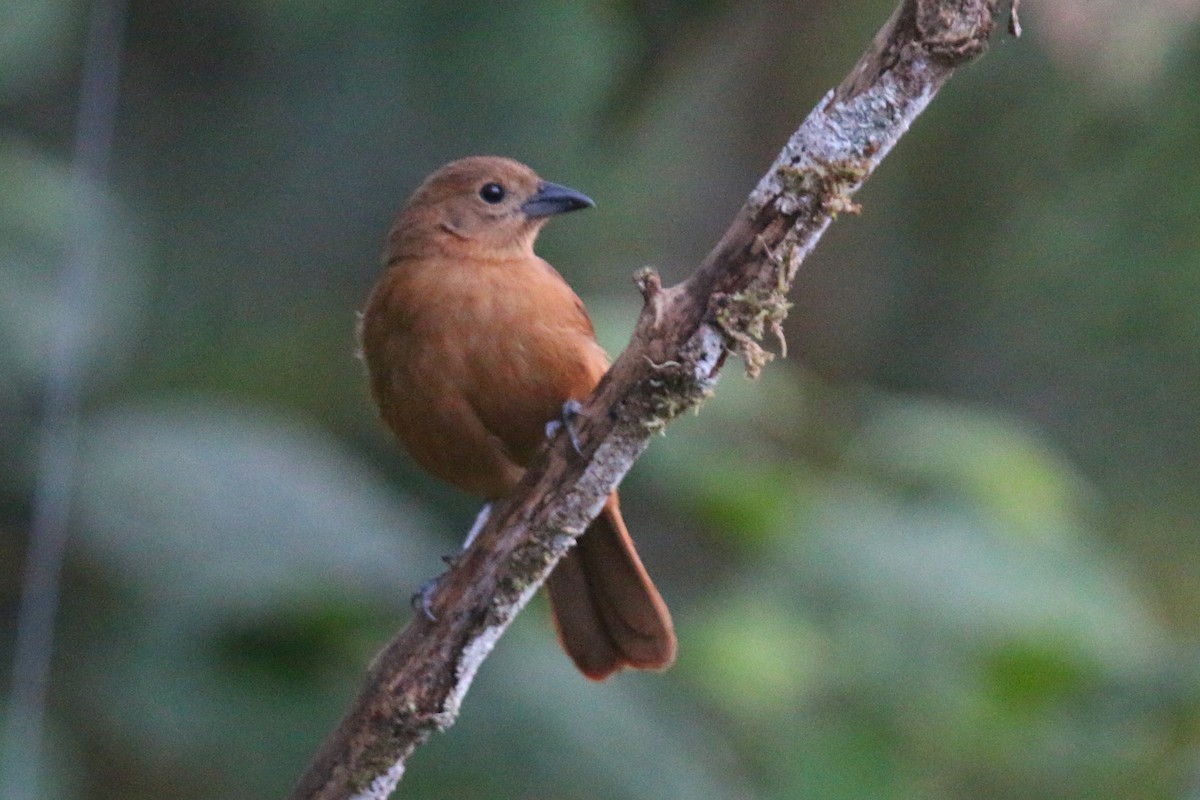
[359,156,675,679]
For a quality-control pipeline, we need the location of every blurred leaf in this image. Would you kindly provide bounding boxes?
[75,397,443,610]
[682,592,826,722]
[0,137,146,396]
[983,635,1095,712]
[69,397,448,796]
[845,398,1099,546]
[768,398,1179,797]
[806,479,1159,672]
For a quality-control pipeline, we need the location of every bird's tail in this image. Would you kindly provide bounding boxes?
[545,493,676,680]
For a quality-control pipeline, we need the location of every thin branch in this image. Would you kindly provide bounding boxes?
[2,2,129,798]
[287,1,1001,797]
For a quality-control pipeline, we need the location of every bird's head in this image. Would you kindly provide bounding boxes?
[388,156,594,260]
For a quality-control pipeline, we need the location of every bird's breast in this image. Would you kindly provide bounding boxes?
[367,255,608,468]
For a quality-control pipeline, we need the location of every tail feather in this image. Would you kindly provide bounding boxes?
[545,493,676,679]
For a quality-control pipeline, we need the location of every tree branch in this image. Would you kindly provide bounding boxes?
[287,1,1002,797]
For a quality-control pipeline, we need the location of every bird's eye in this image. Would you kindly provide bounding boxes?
[479,183,505,204]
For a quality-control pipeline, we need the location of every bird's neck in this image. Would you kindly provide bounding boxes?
[386,223,539,265]
[384,214,544,263]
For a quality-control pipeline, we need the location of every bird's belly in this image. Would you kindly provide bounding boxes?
[458,323,596,463]
[365,258,607,496]
[377,321,599,499]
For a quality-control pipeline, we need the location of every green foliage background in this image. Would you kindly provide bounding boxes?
[3,1,1200,798]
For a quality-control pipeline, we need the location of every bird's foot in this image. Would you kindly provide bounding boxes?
[413,501,496,620]
[410,576,439,621]
[413,502,496,620]
[544,398,584,455]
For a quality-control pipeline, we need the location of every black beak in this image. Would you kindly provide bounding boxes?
[521,181,595,218]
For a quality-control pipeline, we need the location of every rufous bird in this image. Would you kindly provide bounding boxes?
[358,156,676,679]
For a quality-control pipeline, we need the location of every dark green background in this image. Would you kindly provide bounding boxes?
[3,1,1199,798]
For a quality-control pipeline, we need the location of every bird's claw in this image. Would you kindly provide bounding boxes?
[545,398,584,455]
[412,502,493,620]
[410,576,439,621]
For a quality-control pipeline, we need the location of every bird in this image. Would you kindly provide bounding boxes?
[358,156,676,680]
